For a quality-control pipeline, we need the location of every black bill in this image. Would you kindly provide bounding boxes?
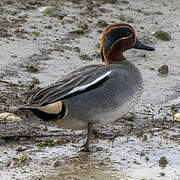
[133,39,155,51]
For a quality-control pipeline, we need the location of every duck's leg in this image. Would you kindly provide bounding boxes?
[25,109,31,132]
[80,123,93,152]
[93,130,117,139]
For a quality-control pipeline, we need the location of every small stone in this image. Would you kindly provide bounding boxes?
[152,31,171,41]
[159,156,168,168]
[11,55,17,58]
[133,160,141,165]
[26,65,38,73]
[142,134,148,141]
[73,47,80,53]
[79,54,93,61]
[32,77,40,85]
[16,146,28,152]
[154,11,163,15]
[39,6,66,19]
[44,25,53,29]
[16,32,26,39]
[0,27,12,37]
[119,15,134,23]
[98,160,104,165]
[70,29,85,35]
[150,67,155,71]
[106,0,118,3]
[30,31,40,37]
[0,113,23,123]
[140,151,145,157]
[158,65,169,75]
[145,157,150,162]
[160,172,165,176]
[171,103,180,122]
[121,0,129,4]
[97,20,108,28]
[54,160,62,167]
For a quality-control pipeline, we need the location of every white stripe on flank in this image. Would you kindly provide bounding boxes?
[68,70,112,94]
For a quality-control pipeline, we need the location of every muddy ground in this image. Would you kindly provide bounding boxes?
[0,0,180,179]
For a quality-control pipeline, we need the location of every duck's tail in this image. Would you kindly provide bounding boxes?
[19,101,66,121]
[19,101,63,115]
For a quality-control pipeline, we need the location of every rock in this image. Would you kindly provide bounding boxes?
[152,31,171,41]
[98,160,104,165]
[173,113,180,122]
[154,11,163,15]
[26,65,38,73]
[149,67,155,71]
[37,139,55,147]
[0,113,23,123]
[16,146,29,152]
[121,0,130,4]
[70,29,85,35]
[39,6,66,19]
[160,172,165,176]
[79,54,93,61]
[159,156,168,168]
[119,14,134,23]
[158,65,169,75]
[78,23,88,30]
[0,27,12,37]
[171,104,180,122]
[15,32,26,39]
[62,17,75,24]
[32,77,40,85]
[97,20,108,28]
[103,0,118,3]
[30,31,40,37]
[54,160,62,167]
[44,25,53,29]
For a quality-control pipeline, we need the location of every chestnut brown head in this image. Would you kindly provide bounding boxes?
[100,24,155,64]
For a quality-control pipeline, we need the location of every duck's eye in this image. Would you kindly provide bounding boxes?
[124,31,131,37]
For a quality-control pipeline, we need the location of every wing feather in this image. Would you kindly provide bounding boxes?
[26,65,112,106]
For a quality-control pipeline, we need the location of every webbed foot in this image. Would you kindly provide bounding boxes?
[80,144,91,152]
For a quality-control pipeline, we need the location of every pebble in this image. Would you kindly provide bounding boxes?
[97,20,108,28]
[32,77,40,85]
[159,156,168,168]
[152,31,171,41]
[158,65,169,75]
[0,113,23,123]
[160,172,165,176]
[54,160,62,167]
[26,65,38,73]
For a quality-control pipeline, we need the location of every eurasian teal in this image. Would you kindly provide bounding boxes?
[22,24,155,151]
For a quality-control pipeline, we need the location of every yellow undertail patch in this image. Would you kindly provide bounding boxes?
[37,101,62,114]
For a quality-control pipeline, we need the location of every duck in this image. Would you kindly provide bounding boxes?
[21,23,155,152]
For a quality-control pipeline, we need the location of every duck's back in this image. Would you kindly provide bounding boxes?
[60,60,143,129]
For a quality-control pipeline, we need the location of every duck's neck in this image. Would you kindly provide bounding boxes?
[104,52,126,64]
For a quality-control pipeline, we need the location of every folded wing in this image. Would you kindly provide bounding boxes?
[22,65,112,115]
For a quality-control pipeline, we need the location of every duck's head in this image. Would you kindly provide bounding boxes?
[100,24,155,64]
